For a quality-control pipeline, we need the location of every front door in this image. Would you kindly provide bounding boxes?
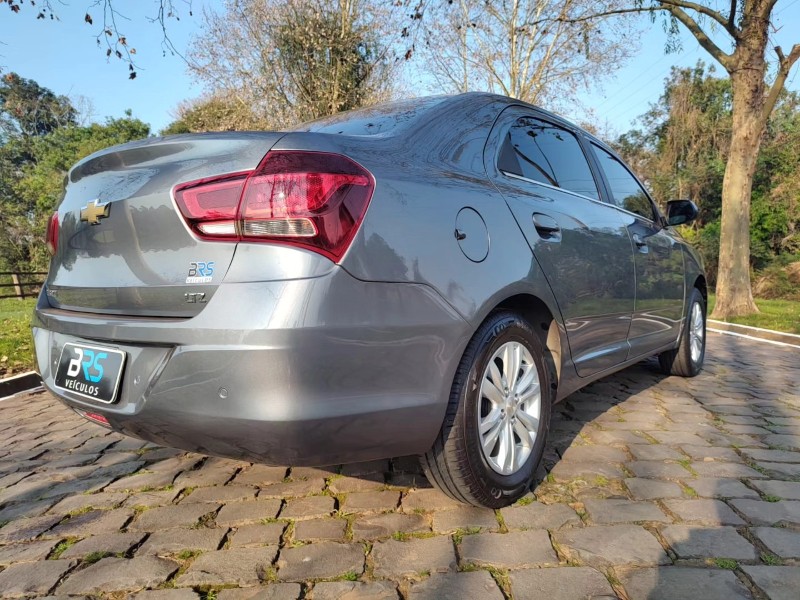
[485,108,636,377]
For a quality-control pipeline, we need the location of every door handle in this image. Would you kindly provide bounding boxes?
[532,213,561,239]
[633,234,648,252]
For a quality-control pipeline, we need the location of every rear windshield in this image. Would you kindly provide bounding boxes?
[293,96,448,136]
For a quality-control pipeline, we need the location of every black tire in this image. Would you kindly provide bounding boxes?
[420,311,554,508]
[658,287,706,377]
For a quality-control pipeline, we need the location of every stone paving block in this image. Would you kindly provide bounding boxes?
[625,478,684,500]
[48,508,133,537]
[459,529,558,568]
[181,484,256,504]
[756,462,800,478]
[621,567,751,600]
[628,461,693,479]
[750,480,800,500]
[104,470,177,492]
[176,547,279,587]
[432,506,498,532]
[341,491,400,513]
[129,590,201,600]
[230,522,286,548]
[685,478,760,499]
[232,465,288,487]
[326,474,385,494]
[549,460,625,482]
[0,558,75,597]
[136,528,226,555]
[753,527,800,559]
[742,448,800,463]
[123,489,181,508]
[372,536,456,578]
[649,431,710,446]
[128,504,214,531]
[0,514,62,542]
[294,518,347,542]
[0,539,57,565]
[280,495,335,521]
[555,524,670,567]
[217,584,302,600]
[729,499,800,525]
[407,571,504,600]
[764,434,800,449]
[560,445,629,463]
[680,446,743,462]
[628,444,684,461]
[401,489,462,512]
[662,499,745,525]
[660,525,757,559]
[312,580,398,600]
[0,498,54,522]
[259,479,327,499]
[58,556,178,594]
[61,532,145,559]
[689,462,765,478]
[741,566,800,600]
[276,541,365,581]
[501,501,580,530]
[509,566,616,599]
[351,512,430,540]
[173,460,240,488]
[48,491,130,514]
[214,499,283,527]
[584,499,671,524]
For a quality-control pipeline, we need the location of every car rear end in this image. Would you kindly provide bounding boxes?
[33,127,469,465]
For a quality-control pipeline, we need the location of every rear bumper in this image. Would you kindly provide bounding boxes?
[32,267,470,465]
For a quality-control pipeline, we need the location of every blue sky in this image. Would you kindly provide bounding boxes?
[1,1,799,137]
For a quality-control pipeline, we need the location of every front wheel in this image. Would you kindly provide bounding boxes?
[659,287,706,377]
[420,311,554,508]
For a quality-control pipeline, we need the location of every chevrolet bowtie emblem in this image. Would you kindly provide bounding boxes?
[80,199,111,225]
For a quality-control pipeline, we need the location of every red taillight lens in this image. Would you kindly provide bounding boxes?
[46,212,59,256]
[174,152,374,262]
[74,408,110,427]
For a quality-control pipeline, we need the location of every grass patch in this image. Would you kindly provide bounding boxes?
[340,571,359,581]
[515,496,534,506]
[83,551,110,565]
[707,294,800,334]
[594,475,610,487]
[177,549,203,560]
[763,494,782,503]
[761,552,782,566]
[49,538,77,559]
[713,558,738,570]
[0,297,36,377]
[452,527,481,545]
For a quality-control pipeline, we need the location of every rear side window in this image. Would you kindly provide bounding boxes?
[591,144,656,221]
[498,116,599,200]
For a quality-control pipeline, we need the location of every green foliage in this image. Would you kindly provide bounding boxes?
[0,77,149,273]
[0,72,76,139]
[0,298,36,377]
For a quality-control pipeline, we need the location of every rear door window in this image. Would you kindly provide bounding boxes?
[591,144,656,221]
[498,116,600,201]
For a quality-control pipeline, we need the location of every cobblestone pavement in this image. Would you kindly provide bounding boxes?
[0,333,799,599]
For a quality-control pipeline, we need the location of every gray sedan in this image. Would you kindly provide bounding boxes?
[32,93,706,507]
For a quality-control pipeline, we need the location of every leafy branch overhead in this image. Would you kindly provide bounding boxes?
[1,0,195,79]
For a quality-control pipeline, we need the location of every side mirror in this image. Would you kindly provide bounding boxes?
[666,199,699,227]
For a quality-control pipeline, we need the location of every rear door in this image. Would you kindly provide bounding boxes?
[588,142,685,356]
[485,107,635,377]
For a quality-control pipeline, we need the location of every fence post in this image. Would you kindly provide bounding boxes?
[11,273,24,300]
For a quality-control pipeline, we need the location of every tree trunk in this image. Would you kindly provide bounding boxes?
[711,69,763,318]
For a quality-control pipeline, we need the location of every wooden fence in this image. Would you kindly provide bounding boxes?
[0,272,48,300]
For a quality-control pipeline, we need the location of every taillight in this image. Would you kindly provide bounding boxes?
[74,408,110,427]
[46,212,59,256]
[174,151,374,262]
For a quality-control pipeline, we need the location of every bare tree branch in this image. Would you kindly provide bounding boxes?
[763,43,800,121]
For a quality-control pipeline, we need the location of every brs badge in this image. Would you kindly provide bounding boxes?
[186,261,215,284]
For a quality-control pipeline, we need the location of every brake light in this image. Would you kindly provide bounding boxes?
[46,212,59,256]
[174,151,375,262]
[74,408,110,427]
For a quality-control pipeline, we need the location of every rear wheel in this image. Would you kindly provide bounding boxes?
[659,287,706,377]
[421,311,554,508]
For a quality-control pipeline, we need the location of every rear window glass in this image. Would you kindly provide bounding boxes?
[499,117,599,200]
[294,96,448,136]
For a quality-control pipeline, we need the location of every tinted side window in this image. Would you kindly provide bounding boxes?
[592,144,655,220]
[499,117,599,200]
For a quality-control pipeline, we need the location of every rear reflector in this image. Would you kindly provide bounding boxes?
[174,151,374,262]
[46,212,59,256]
[74,408,110,427]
